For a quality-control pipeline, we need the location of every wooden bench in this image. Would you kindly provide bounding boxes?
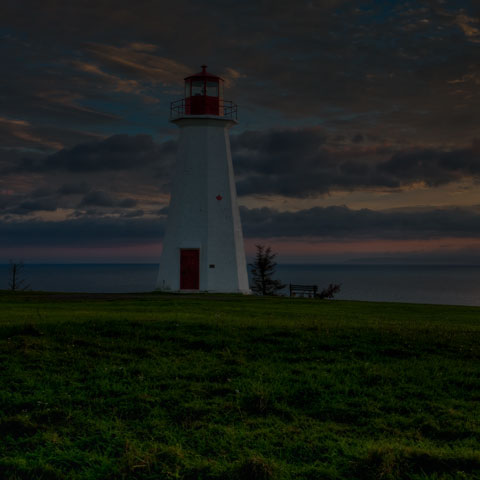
[289,284,318,298]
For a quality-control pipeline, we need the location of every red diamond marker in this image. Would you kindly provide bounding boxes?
[216,194,223,201]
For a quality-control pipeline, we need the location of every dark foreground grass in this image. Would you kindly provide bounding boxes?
[0,291,479,480]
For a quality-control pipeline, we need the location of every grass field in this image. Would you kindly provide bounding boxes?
[0,291,479,479]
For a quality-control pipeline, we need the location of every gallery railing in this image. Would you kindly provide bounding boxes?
[170,99,238,120]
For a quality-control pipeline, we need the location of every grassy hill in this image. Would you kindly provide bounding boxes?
[0,292,479,479]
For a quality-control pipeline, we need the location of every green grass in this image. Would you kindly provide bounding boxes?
[0,291,479,479]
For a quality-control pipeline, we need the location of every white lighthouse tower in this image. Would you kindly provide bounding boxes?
[156,65,249,293]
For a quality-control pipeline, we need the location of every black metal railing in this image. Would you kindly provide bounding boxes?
[170,99,238,120]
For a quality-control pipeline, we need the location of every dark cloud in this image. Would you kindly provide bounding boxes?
[10,198,59,215]
[379,141,480,187]
[232,129,480,197]
[1,205,480,249]
[80,190,116,207]
[241,205,480,239]
[7,134,174,174]
[232,128,328,174]
[57,182,91,195]
[10,135,173,216]
[118,197,138,208]
[78,190,138,209]
[232,128,343,197]
[2,129,479,209]
[0,134,173,214]
[30,186,54,198]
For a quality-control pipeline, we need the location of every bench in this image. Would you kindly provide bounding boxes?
[289,284,318,298]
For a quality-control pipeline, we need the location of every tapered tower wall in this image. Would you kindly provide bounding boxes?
[157,115,249,293]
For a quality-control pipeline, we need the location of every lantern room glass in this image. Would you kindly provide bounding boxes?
[206,80,219,97]
[192,80,205,96]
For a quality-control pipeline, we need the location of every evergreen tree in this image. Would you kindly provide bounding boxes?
[317,283,341,299]
[249,245,286,295]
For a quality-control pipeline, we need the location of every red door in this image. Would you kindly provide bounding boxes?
[180,249,200,290]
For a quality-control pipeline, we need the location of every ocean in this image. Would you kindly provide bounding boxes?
[1,263,480,307]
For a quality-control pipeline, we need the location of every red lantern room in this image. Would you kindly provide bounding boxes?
[170,65,237,120]
[185,65,223,115]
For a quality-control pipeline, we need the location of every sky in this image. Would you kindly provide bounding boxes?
[1,0,480,264]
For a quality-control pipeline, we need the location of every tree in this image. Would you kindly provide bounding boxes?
[317,283,341,299]
[249,244,286,295]
[8,260,30,292]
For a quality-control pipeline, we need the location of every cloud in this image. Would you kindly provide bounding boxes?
[30,186,55,198]
[2,205,480,249]
[118,197,138,208]
[241,205,480,239]
[78,190,138,208]
[79,190,116,207]
[3,187,140,217]
[455,14,480,42]
[0,134,175,218]
[3,129,480,207]
[232,128,480,197]
[33,90,122,122]
[122,209,144,218]
[9,198,59,215]
[1,0,480,232]
[7,134,175,174]
[232,127,351,197]
[2,0,480,154]
[0,116,64,151]
[378,142,480,187]
[83,43,191,85]
[72,61,144,95]
[57,182,91,195]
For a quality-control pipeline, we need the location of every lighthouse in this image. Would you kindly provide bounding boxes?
[156,65,250,293]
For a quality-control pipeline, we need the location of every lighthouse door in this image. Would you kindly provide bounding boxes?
[180,249,200,290]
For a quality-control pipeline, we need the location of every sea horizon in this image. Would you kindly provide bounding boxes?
[1,263,480,307]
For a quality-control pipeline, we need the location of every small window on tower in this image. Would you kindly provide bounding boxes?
[192,80,205,96]
[206,81,218,97]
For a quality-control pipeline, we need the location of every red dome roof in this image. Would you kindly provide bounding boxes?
[185,65,222,81]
